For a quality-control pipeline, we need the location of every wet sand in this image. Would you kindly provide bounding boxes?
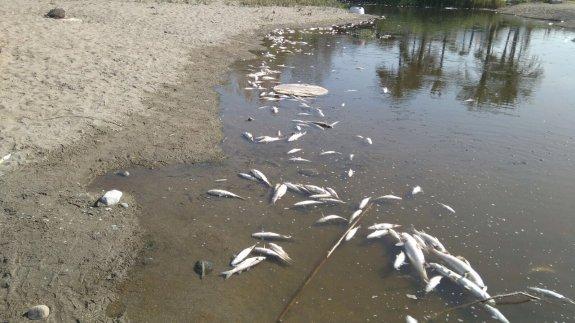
[0,0,367,320]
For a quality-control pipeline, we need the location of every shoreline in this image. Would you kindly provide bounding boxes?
[497,2,575,29]
[0,1,369,320]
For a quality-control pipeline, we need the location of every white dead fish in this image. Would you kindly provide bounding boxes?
[347,169,354,178]
[413,229,447,253]
[349,209,362,223]
[221,256,266,279]
[271,183,288,204]
[320,151,340,155]
[231,244,257,266]
[319,198,345,204]
[325,187,340,199]
[254,247,283,260]
[425,276,443,293]
[207,189,245,200]
[250,169,272,187]
[398,233,429,282]
[439,203,455,214]
[368,223,401,230]
[252,231,292,240]
[345,225,360,241]
[287,148,302,154]
[242,132,254,142]
[376,194,402,201]
[528,287,575,304]
[304,185,329,195]
[257,136,282,143]
[238,172,258,181]
[359,197,371,209]
[269,243,293,263]
[405,315,417,323]
[365,137,373,145]
[413,234,427,248]
[483,305,510,323]
[394,251,406,270]
[349,154,354,161]
[289,157,311,163]
[309,193,332,199]
[0,153,11,164]
[294,200,324,207]
[287,132,306,142]
[316,215,347,224]
[428,249,485,290]
[366,229,389,239]
[412,186,423,195]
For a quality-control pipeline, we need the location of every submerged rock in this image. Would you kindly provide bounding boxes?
[298,168,320,177]
[98,190,123,206]
[26,305,50,320]
[194,260,213,279]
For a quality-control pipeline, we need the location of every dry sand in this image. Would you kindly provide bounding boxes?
[499,2,575,29]
[0,0,366,320]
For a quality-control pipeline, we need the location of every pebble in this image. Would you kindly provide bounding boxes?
[99,190,123,206]
[26,305,50,320]
[120,202,129,208]
[46,8,65,19]
[116,170,130,177]
[298,168,320,177]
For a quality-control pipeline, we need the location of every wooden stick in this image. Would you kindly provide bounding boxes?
[276,204,374,322]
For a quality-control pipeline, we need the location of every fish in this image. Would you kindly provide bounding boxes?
[252,231,292,240]
[412,229,447,253]
[316,215,347,224]
[411,186,423,195]
[231,244,257,266]
[428,263,493,304]
[366,229,389,239]
[315,108,325,117]
[242,132,254,142]
[394,251,406,270]
[287,148,302,154]
[271,106,279,114]
[250,169,272,187]
[359,197,371,209]
[345,225,360,241]
[375,194,402,201]
[349,154,354,161]
[309,193,332,199]
[221,256,266,279]
[311,121,339,129]
[238,172,258,181]
[325,187,340,199]
[349,209,362,223]
[387,228,402,243]
[287,132,306,142]
[399,233,429,282]
[365,137,373,145]
[320,151,340,155]
[425,276,443,293]
[482,304,510,323]
[289,157,311,162]
[269,243,293,263]
[428,249,486,290]
[207,189,245,200]
[257,136,282,143]
[413,234,427,248]
[319,198,345,204]
[528,287,575,304]
[254,247,289,263]
[439,203,455,214]
[294,200,324,207]
[284,182,304,194]
[271,183,287,204]
[368,223,401,230]
[347,169,354,178]
[405,315,417,323]
[304,185,329,195]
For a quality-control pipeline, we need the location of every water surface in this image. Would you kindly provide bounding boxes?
[94,7,575,322]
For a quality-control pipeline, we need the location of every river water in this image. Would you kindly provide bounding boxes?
[94,7,575,322]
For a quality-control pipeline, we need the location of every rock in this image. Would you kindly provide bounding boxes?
[46,8,65,19]
[273,84,328,97]
[194,260,213,279]
[247,117,254,121]
[98,190,122,206]
[116,170,130,177]
[120,202,129,208]
[26,305,50,320]
[298,168,320,177]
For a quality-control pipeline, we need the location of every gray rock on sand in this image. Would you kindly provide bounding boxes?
[273,84,328,97]
[26,305,50,320]
[46,8,65,19]
[98,189,123,206]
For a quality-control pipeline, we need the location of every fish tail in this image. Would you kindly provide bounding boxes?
[221,271,233,280]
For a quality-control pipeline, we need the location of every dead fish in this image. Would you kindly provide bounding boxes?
[304,185,329,195]
[194,260,213,279]
[238,172,258,182]
[252,231,292,240]
[311,121,339,129]
[366,229,389,239]
[405,315,418,323]
[271,183,288,204]
[287,132,306,142]
[297,112,311,116]
[483,304,510,323]
[394,251,406,270]
[242,132,254,142]
[413,234,427,248]
[257,136,282,143]
[375,194,402,201]
[425,276,443,293]
[319,150,341,155]
[349,154,354,161]
[250,169,272,187]
[221,256,266,279]
[319,198,346,204]
[269,243,293,263]
[412,186,423,195]
[315,108,325,117]
[365,137,373,145]
[429,262,492,303]
[254,247,286,262]
[413,229,447,253]
[207,189,245,200]
[284,182,304,194]
[325,187,340,199]
[309,193,332,199]
[289,157,311,163]
[398,233,428,282]
[316,214,347,224]
[428,249,485,290]
[271,106,279,114]
[287,148,302,154]
[349,209,362,223]
[438,203,455,214]
[368,223,401,230]
[345,225,360,241]
[359,197,371,209]
[294,200,324,207]
[347,169,354,178]
[528,287,575,304]
[231,244,257,266]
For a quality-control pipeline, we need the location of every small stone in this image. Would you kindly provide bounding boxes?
[298,168,320,177]
[116,170,130,177]
[247,117,254,121]
[46,8,65,19]
[98,190,122,206]
[120,202,129,208]
[26,305,50,320]
[194,260,213,279]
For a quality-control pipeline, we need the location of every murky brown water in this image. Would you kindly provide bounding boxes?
[93,7,575,322]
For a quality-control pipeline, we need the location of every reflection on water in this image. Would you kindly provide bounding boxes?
[93,7,575,323]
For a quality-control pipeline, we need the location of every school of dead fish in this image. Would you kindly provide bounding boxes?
[203,26,573,322]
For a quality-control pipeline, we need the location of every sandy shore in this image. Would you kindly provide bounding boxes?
[0,1,366,320]
[498,2,575,29]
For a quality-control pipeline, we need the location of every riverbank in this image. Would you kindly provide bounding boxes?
[0,0,367,320]
[499,1,575,29]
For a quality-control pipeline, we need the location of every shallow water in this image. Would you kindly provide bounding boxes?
[94,7,575,322]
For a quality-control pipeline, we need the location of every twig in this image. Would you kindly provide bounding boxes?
[276,203,374,322]
[425,291,541,321]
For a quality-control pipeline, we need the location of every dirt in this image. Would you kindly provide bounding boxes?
[0,0,369,321]
[499,2,575,29]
